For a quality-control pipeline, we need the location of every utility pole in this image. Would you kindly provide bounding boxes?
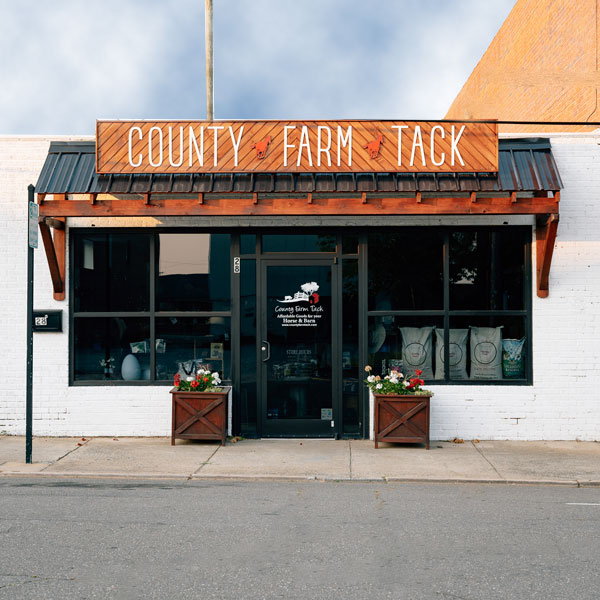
[205,0,214,120]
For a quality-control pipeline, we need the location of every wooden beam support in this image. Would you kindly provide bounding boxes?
[470,191,477,203]
[42,217,65,230]
[536,214,559,298]
[198,193,204,205]
[143,193,151,205]
[415,191,422,204]
[510,191,517,203]
[361,192,367,204]
[90,193,97,205]
[39,196,560,218]
[307,192,313,205]
[38,219,65,300]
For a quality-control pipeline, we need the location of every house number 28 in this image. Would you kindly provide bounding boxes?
[233,257,241,274]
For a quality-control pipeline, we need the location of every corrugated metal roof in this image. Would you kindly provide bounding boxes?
[35,138,563,195]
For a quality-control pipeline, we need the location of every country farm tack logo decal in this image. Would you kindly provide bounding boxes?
[274,282,324,327]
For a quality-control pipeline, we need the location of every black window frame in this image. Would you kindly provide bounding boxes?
[69,228,233,386]
[364,225,533,385]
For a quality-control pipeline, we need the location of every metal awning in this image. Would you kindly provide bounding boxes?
[36,138,562,195]
[33,137,561,302]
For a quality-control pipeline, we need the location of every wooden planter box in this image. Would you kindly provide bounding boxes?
[374,394,431,449]
[170,387,230,446]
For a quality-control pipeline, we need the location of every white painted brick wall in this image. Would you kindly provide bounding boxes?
[1,134,599,440]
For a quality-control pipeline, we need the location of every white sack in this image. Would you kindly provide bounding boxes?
[400,326,434,380]
[469,326,503,380]
[434,328,468,380]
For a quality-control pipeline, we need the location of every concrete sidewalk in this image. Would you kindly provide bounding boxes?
[1,436,599,485]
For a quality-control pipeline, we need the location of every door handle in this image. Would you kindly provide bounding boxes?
[261,340,271,362]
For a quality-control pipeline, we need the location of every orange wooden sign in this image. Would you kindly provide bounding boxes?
[96,120,498,174]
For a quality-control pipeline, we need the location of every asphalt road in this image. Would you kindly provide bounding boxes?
[0,478,599,599]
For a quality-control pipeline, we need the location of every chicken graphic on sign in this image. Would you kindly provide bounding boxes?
[363,133,383,159]
[278,282,320,305]
[252,135,272,159]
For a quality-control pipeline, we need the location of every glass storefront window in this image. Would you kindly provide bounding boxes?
[450,229,527,310]
[342,233,358,255]
[241,234,256,254]
[156,233,230,312]
[368,230,443,311]
[368,316,444,381]
[73,234,150,312]
[448,316,527,381]
[73,317,150,381]
[240,259,257,435]
[155,317,231,381]
[262,234,336,253]
[342,260,360,434]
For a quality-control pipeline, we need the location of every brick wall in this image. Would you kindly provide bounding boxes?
[446,0,600,133]
[1,135,599,440]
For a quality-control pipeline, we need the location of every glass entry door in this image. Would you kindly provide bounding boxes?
[260,260,337,437]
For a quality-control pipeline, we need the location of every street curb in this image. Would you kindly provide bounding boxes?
[0,471,592,486]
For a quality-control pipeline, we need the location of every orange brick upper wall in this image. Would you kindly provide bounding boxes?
[446,0,600,132]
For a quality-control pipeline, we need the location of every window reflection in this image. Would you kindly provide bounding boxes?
[368,230,443,310]
[156,234,230,311]
[262,234,336,253]
[450,229,526,310]
[73,234,150,312]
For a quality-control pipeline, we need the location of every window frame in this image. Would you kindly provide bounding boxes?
[364,226,533,385]
[69,228,233,386]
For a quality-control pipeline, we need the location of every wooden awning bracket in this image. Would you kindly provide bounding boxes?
[536,213,559,298]
[38,217,66,301]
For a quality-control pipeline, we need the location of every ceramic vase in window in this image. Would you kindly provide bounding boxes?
[121,354,141,380]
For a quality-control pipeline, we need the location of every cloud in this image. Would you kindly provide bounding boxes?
[0,0,516,134]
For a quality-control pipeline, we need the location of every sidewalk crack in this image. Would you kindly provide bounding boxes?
[188,445,221,479]
[471,441,504,480]
[349,440,353,479]
[39,438,91,471]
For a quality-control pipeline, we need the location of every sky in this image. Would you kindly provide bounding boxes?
[0,0,517,135]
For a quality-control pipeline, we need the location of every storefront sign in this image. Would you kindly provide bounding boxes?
[96,120,498,174]
[32,310,62,332]
[275,281,324,327]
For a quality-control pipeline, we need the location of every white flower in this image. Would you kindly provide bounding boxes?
[376,383,383,389]
[186,376,194,382]
[389,377,399,384]
[403,380,410,387]
[367,375,375,383]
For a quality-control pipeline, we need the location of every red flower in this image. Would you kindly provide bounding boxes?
[203,377,209,382]
[173,378,180,387]
[191,380,199,388]
[415,369,423,377]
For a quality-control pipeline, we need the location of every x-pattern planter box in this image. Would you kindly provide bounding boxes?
[374,394,431,449]
[170,387,230,446]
